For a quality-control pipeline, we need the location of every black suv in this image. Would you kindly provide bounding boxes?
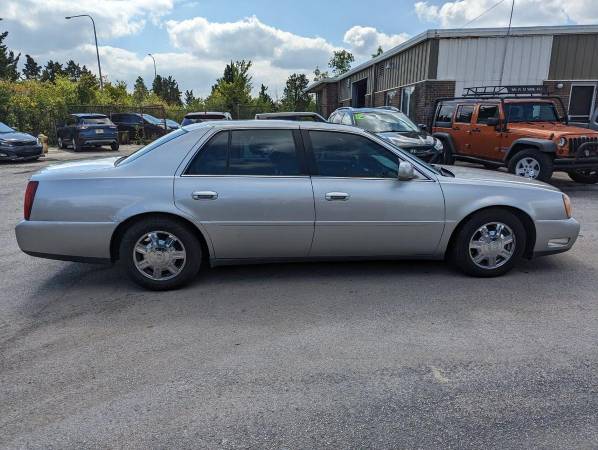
[56,114,119,151]
[328,107,443,162]
[110,113,168,141]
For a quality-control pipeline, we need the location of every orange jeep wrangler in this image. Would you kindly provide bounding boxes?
[431,86,598,183]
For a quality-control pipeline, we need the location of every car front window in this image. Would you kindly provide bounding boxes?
[0,122,15,133]
[505,102,559,122]
[353,111,420,133]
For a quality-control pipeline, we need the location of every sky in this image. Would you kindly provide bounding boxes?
[1,0,595,99]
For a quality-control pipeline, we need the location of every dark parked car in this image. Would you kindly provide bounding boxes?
[181,112,232,126]
[57,114,119,152]
[110,113,169,141]
[0,122,43,161]
[255,112,327,122]
[328,107,444,162]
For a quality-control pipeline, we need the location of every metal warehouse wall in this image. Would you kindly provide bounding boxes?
[549,34,598,80]
[436,35,553,96]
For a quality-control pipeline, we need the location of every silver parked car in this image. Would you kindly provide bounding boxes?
[16,121,579,290]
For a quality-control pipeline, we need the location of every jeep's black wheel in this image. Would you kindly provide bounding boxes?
[440,139,454,165]
[450,209,526,277]
[119,217,202,290]
[508,149,553,182]
[110,142,120,151]
[567,169,598,184]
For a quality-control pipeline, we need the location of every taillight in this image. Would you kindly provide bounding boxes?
[24,180,38,220]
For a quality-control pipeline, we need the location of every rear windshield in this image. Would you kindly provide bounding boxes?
[182,115,226,125]
[504,102,559,122]
[116,128,187,166]
[81,117,112,125]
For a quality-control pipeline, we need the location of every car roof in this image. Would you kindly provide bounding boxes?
[71,113,108,118]
[334,107,404,114]
[185,111,229,117]
[438,98,557,104]
[183,119,360,133]
[256,112,322,117]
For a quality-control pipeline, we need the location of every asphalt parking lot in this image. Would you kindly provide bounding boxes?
[1,146,597,449]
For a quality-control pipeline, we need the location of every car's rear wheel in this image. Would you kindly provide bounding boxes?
[450,209,526,277]
[567,169,598,184]
[119,218,202,290]
[508,149,553,182]
[72,138,80,152]
[439,139,454,165]
[58,136,67,149]
[110,142,120,151]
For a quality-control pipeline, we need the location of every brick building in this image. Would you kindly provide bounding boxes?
[306,25,598,126]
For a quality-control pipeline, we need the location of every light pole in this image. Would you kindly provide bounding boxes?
[148,53,157,82]
[65,14,103,89]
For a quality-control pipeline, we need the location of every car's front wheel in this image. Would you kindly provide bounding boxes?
[567,169,598,184]
[58,136,67,149]
[508,149,553,181]
[110,142,120,151]
[450,209,526,277]
[119,217,202,290]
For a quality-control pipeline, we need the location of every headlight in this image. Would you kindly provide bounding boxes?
[434,138,443,151]
[558,137,567,147]
[563,194,572,218]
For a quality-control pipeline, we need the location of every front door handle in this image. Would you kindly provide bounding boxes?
[192,191,218,200]
[325,192,350,201]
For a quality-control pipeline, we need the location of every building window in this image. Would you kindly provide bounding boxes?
[401,86,415,118]
[384,90,398,106]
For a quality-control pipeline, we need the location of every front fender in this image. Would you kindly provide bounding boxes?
[506,138,556,160]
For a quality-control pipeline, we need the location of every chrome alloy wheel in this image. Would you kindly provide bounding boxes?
[515,157,541,178]
[469,222,516,270]
[133,231,187,281]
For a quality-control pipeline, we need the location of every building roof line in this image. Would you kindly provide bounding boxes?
[306,24,598,92]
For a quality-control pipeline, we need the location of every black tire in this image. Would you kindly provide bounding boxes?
[119,217,202,290]
[450,208,526,277]
[439,139,454,165]
[57,136,67,149]
[507,149,553,182]
[110,142,120,151]
[567,169,598,184]
[72,138,80,152]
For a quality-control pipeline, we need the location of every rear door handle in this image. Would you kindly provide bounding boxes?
[325,192,350,201]
[192,191,218,200]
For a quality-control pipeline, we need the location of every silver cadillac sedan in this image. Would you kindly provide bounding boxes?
[16,121,579,290]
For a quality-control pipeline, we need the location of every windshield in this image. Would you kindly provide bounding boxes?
[353,111,420,133]
[504,102,559,122]
[0,122,15,133]
[143,114,165,125]
[116,128,187,166]
[182,115,225,125]
[81,117,112,125]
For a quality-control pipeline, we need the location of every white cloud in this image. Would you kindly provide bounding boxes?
[166,15,336,70]
[2,0,173,53]
[413,0,595,28]
[343,26,409,57]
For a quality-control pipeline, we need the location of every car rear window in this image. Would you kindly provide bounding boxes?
[116,128,187,166]
[81,117,112,125]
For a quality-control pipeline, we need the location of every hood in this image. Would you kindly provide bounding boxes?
[33,157,120,180]
[440,165,561,192]
[510,122,598,138]
[378,131,435,147]
[0,131,37,143]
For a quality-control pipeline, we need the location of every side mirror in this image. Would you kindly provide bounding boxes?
[486,117,499,126]
[418,123,427,131]
[398,161,415,181]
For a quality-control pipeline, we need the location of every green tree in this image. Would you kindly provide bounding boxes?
[208,60,253,112]
[313,66,329,82]
[22,55,41,80]
[281,73,311,111]
[64,60,83,81]
[372,46,384,58]
[328,50,354,76]
[41,60,64,82]
[184,89,195,106]
[75,72,100,104]
[0,32,20,82]
[133,76,149,104]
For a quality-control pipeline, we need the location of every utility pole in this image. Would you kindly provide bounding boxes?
[65,14,103,89]
[499,0,515,86]
[148,53,157,81]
